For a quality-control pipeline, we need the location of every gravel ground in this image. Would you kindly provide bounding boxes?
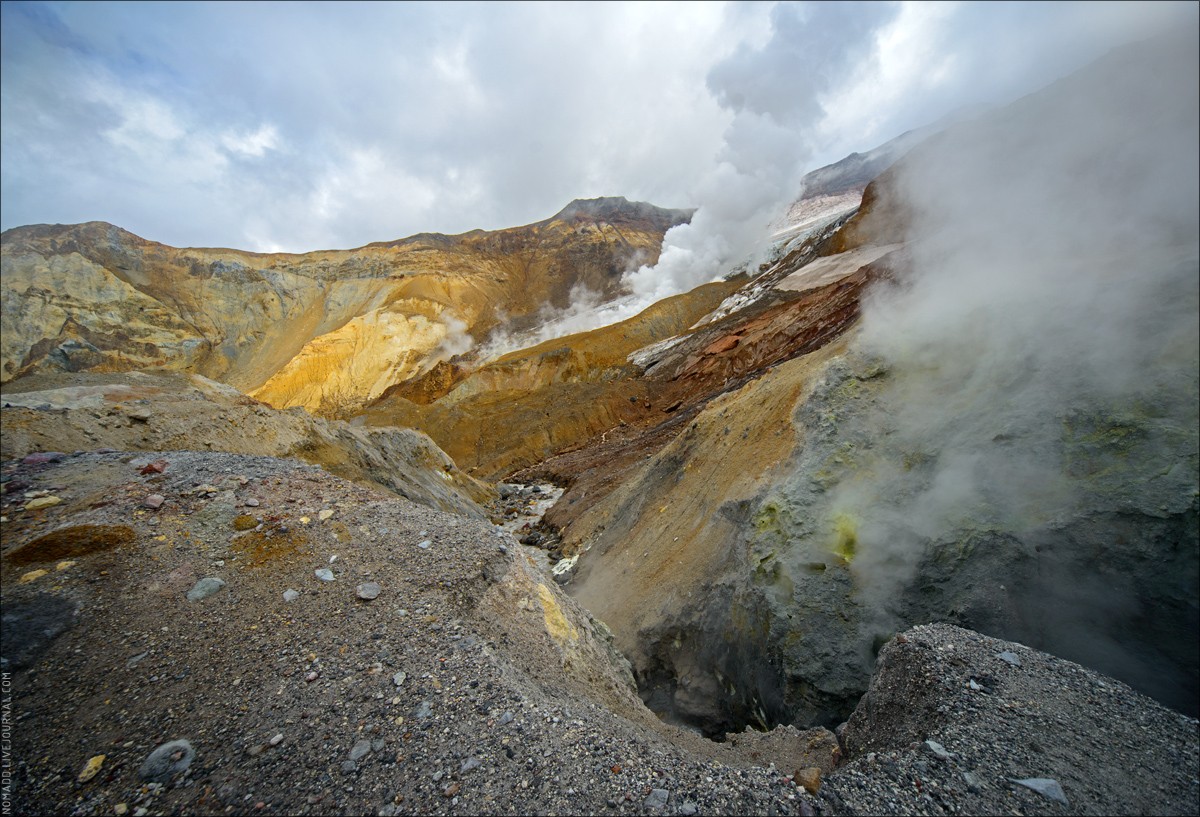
[2,449,1196,816]
[0,450,826,816]
[822,624,1200,816]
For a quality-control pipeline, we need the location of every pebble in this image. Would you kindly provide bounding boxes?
[350,739,373,762]
[318,509,334,521]
[679,802,699,816]
[19,569,49,584]
[392,671,407,687]
[315,569,335,582]
[356,582,382,600]
[143,494,165,509]
[24,496,62,511]
[643,788,670,809]
[114,804,128,816]
[1011,777,1068,804]
[305,671,319,682]
[22,452,65,464]
[924,739,954,760]
[460,757,482,774]
[342,760,357,774]
[414,701,433,720]
[795,767,821,794]
[78,754,106,783]
[138,739,195,782]
[417,540,432,549]
[245,497,260,507]
[269,733,284,747]
[283,589,300,602]
[139,459,168,474]
[54,560,74,571]
[128,408,152,422]
[186,577,226,602]
[997,651,1022,667]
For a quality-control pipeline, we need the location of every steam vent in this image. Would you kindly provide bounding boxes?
[2,8,1197,817]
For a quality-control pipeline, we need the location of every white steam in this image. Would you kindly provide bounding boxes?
[625,3,896,304]
[827,32,1199,703]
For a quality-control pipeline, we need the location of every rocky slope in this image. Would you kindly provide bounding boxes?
[2,450,1195,816]
[541,33,1199,739]
[1,197,689,415]
[0,371,491,518]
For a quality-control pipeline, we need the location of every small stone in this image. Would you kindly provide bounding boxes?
[22,452,65,465]
[138,739,195,781]
[19,569,49,584]
[924,739,954,760]
[968,679,983,691]
[186,577,226,602]
[269,733,284,746]
[245,744,265,758]
[997,650,1022,667]
[24,496,62,511]
[443,782,461,798]
[300,516,311,525]
[414,700,433,720]
[643,788,670,809]
[78,754,106,782]
[245,498,260,507]
[305,671,319,682]
[679,802,699,816]
[795,767,822,794]
[342,760,357,774]
[232,514,259,531]
[962,771,984,792]
[417,540,432,549]
[318,509,334,521]
[392,671,407,687]
[139,459,168,474]
[114,804,129,816]
[283,589,300,603]
[134,808,149,817]
[350,739,372,762]
[1010,777,1068,804]
[143,494,165,510]
[460,756,481,774]
[498,710,514,725]
[314,568,335,582]
[356,582,382,600]
[128,409,152,422]
[55,560,75,571]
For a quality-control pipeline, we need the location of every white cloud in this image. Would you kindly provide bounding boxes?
[1,1,1195,253]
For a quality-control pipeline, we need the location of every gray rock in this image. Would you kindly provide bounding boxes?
[341,760,357,774]
[460,756,481,774]
[1010,777,1068,804]
[244,497,260,507]
[392,671,407,687]
[269,733,284,746]
[498,710,514,725]
[138,739,195,782]
[186,577,225,602]
[143,494,165,510]
[378,805,398,817]
[679,802,698,816]
[962,771,985,792]
[997,651,1022,667]
[282,589,299,603]
[417,539,432,549]
[349,739,372,762]
[314,568,335,582]
[356,582,381,600]
[643,788,670,809]
[414,700,433,720]
[924,739,953,760]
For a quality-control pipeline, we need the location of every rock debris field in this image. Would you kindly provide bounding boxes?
[1,449,1197,816]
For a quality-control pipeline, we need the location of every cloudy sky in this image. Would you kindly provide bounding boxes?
[1,1,1194,253]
